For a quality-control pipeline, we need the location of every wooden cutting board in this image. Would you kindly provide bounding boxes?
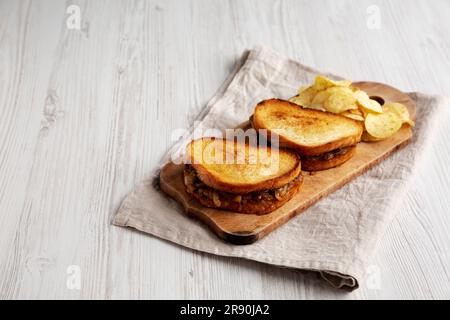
[160,82,416,245]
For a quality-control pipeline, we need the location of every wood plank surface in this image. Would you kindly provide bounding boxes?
[0,0,449,299]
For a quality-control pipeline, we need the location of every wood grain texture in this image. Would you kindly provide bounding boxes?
[0,0,449,299]
[160,82,415,244]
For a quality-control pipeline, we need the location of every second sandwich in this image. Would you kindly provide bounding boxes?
[251,99,363,171]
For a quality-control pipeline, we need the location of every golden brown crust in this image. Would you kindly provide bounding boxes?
[277,133,361,156]
[301,145,357,171]
[252,99,363,156]
[186,170,303,215]
[187,138,302,194]
[193,159,301,194]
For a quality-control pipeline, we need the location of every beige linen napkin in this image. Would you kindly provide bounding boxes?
[113,46,448,290]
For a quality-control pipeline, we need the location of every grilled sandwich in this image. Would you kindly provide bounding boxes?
[251,99,363,171]
[184,138,303,214]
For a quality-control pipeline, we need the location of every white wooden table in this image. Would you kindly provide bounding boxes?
[1,0,449,299]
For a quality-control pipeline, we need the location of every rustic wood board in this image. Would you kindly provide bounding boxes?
[160,82,416,244]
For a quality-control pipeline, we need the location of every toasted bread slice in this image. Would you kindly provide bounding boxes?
[252,99,363,156]
[301,145,356,171]
[186,138,301,194]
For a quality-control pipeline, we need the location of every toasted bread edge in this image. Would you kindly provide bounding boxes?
[252,99,363,156]
[301,145,357,171]
[187,137,302,194]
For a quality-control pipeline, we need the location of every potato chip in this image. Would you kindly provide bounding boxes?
[290,86,317,106]
[311,90,331,106]
[293,76,414,142]
[314,75,351,90]
[289,96,305,107]
[361,131,382,142]
[297,85,310,94]
[383,102,415,126]
[313,76,337,90]
[340,112,365,121]
[336,80,352,87]
[349,108,364,116]
[289,93,309,107]
[365,109,403,139]
[325,86,354,96]
[358,107,371,118]
[357,97,383,114]
[353,89,383,114]
[289,93,326,111]
[324,90,357,113]
[353,89,370,101]
[289,95,327,111]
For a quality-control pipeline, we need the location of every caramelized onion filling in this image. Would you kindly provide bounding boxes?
[184,165,300,207]
[302,145,353,161]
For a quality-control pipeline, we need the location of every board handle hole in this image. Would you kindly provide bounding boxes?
[369,96,385,105]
